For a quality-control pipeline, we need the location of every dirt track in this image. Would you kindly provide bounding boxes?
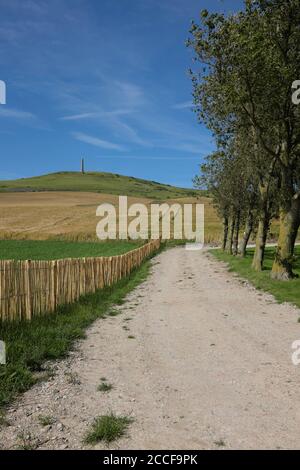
[1,247,300,450]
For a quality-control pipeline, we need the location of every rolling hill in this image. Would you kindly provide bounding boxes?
[0,171,204,200]
[0,171,218,243]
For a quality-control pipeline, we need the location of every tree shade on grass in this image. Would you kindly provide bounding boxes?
[210,247,300,309]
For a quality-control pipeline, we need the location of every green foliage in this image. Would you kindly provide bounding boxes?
[189,1,300,274]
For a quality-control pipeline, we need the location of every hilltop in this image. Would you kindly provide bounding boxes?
[0,172,204,200]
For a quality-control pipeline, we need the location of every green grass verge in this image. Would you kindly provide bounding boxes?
[84,414,133,444]
[210,247,300,308]
[0,171,202,200]
[0,256,155,409]
[0,239,142,260]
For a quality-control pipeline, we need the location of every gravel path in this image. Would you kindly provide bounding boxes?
[1,247,300,450]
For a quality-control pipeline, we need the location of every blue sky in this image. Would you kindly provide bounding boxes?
[0,0,243,188]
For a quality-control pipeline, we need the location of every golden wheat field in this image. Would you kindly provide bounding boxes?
[0,191,223,243]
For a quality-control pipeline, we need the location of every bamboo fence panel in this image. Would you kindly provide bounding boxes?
[0,240,160,323]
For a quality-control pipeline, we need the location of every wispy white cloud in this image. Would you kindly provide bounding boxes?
[60,109,133,121]
[72,131,125,151]
[54,79,145,117]
[1,0,47,14]
[130,110,213,155]
[173,101,195,110]
[113,80,145,108]
[108,119,151,147]
[60,112,97,121]
[158,141,204,154]
[0,107,36,119]
[0,0,213,175]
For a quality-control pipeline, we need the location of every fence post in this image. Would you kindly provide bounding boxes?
[0,240,160,322]
[25,260,32,321]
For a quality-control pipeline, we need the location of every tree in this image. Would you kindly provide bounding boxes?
[188,0,300,278]
[194,143,257,256]
[193,151,231,251]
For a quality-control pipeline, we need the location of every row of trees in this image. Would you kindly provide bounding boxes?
[189,0,300,280]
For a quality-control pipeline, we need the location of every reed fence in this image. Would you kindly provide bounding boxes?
[0,239,160,322]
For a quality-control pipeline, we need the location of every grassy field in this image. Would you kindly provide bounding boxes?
[0,239,142,260]
[0,171,283,245]
[0,254,156,410]
[211,247,300,309]
[0,191,223,243]
[0,171,203,200]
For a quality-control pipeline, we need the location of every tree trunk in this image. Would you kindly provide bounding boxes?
[232,211,240,256]
[239,212,254,258]
[271,195,300,280]
[225,216,235,255]
[222,216,229,251]
[252,184,269,271]
[291,200,300,249]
